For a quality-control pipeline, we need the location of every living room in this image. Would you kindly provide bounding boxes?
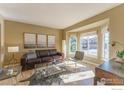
[0,3,124,86]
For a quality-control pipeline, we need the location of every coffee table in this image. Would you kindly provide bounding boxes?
[29,63,66,85]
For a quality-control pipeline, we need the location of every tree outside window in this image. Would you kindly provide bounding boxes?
[69,35,77,53]
[80,37,88,51]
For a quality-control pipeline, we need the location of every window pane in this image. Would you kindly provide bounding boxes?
[88,35,97,55]
[69,35,77,53]
[24,33,36,48]
[37,34,47,48]
[48,35,56,48]
[80,32,98,57]
[80,36,88,54]
[103,31,109,60]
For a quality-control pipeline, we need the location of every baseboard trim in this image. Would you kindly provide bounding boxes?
[82,60,100,67]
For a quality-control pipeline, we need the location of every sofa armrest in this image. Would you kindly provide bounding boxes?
[57,52,62,56]
[57,52,65,60]
[21,54,27,66]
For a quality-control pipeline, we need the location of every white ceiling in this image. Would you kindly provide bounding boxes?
[0,3,120,29]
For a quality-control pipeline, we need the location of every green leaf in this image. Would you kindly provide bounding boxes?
[116,50,124,58]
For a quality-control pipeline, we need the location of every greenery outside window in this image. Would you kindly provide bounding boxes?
[69,35,77,54]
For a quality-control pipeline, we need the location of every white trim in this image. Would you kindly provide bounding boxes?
[101,25,110,61]
[68,18,110,32]
[85,54,98,59]
[82,60,101,67]
[80,31,97,36]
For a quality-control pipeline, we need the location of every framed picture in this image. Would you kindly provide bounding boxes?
[48,35,56,48]
[24,33,36,48]
[37,34,47,48]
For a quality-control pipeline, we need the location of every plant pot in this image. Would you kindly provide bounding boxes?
[115,57,123,62]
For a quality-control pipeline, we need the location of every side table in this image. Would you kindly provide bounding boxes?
[0,64,22,85]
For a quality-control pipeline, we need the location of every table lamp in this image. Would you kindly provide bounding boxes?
[8,46,19,64]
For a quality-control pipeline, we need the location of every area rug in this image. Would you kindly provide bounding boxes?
[59,70,95,83]
[20,61,94,85]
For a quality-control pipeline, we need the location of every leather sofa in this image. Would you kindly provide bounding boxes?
[21,49,64,71]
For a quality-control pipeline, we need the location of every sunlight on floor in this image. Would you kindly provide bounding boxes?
[60,70,95,83]
[64,60,87,68]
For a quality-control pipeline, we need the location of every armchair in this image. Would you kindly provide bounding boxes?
[66,51,84,69]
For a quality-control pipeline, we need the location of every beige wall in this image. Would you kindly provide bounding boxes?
[4,20,62,65]
[63,4,124,62]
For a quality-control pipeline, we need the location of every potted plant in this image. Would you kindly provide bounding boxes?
[116,50,124,61]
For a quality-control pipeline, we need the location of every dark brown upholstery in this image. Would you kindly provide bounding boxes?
[21,49,64,71]
[41,57,53,62]
[36,50,50,58]
[49,49,57,55]
[52,55,63,60]
[26,59,41,64]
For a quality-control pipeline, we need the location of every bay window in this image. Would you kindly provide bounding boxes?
[80,31,97,57]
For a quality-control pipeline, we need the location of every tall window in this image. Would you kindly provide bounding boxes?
[69,35,77,54]
[80,32,97,56]
[103,29,109,60]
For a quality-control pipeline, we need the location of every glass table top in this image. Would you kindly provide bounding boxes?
[0,64,22,81]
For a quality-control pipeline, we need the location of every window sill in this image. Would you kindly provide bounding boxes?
[69,53,75,55]
[85,54,98,59]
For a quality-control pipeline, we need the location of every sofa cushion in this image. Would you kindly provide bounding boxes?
[49,49,57,55]
[52,55,63,60]
[27,51,37,60]
[27,58,41,64]
[41,57,53,62]
[36,50,49,58]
